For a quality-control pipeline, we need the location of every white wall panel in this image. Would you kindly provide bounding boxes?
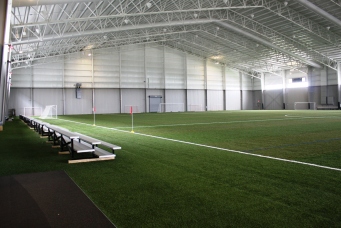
[264,73,282,90]
[242,91,254,110]
[253,78,262,90]
[64,57,92,88]
[226,90,241,110]
[146,46,164,89]
[165,48,185,89]
[94,89,120,113]
[121,46,145,88]
[187,55,205,89]
[311,68,321,87]
[241,74,253,90]
[65,88,93,114]
[121,89,145,113]
[32,62,63,88]
[8,88,32,115]
[207,90,224,111]
[11,67,32,88]
[207,62,223,90]
[165,90,186,104]
[187,90,205,111]
[32,89,64,114]
[225,68,240,90]
[93,48,120,88]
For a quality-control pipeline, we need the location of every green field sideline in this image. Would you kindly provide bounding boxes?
[1,110,341,227]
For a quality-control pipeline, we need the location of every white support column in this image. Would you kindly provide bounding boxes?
[163,46,166,103]
[119,47,122,113]
[204,58,208,111]
[144,44,148,113]
[261,73,265,109]
[337,62,341,109]
[62,56,65,115]
[282,70,286,109]
[184,52,188,111]
[91,49,95,113]
[307,66,313,105]
[0,0,11,130]
[222,65,226,110]
[239,72,243,110]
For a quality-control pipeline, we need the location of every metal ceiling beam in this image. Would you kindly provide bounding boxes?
[223,10,338,70]
[11,19,214,45]
[296,0,341,28]
[214,21,323,69]
[263,0,340,47]
[12,0,103,7]
[12,0,263,27]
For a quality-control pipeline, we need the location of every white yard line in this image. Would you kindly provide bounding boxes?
[56,118,341,172]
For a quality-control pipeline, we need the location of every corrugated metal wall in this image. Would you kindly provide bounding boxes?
[11,43,337,114]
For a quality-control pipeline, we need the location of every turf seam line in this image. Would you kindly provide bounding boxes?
[56,118,341,173]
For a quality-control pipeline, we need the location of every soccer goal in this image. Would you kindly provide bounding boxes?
[40,105,58,119]
[158,103,185,113]
[124,105,139,114]
[188,104,204,112]
[294,102,316,110]
[24,107,42,117]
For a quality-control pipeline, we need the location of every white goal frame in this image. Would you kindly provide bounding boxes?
[40,105,58,119]
[24,107,42,117]
[294,102,316,110]
[188,104,204,112]
[158,103,185,113]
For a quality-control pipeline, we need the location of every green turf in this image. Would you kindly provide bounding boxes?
[1,110,341,227]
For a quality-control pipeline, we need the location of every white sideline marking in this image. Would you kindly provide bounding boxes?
[56,118,341,172]
[114,117,310,129]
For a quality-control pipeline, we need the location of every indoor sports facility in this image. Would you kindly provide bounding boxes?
[1,0,341,227]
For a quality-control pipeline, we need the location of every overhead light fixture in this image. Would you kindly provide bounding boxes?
[146,2,152,8]
[216,27,220,30]
[88,53,92,56]
[22,28,26,36]
[36,27,40,34]
[250,14,254,19]
[193,13,198,18]
[124,19,129,24]
[223,0,228,4]
[163,28,167,32]
[103,35,108,39]
[284,1,288,6]
[326,26,330,30]
[19,50,23,54]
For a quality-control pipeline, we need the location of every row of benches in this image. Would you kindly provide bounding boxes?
[19,115,121,163]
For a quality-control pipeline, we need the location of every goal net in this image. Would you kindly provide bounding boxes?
[124,105,139,114]
[188,104,204,112]
[24,107,42,117]
[158,103,185,113]
[40,105,58,119]
[294,102,316,110]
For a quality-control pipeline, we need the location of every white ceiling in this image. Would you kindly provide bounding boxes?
[9,0,341,77]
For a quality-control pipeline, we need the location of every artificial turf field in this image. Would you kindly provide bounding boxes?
[1,110,341,227]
